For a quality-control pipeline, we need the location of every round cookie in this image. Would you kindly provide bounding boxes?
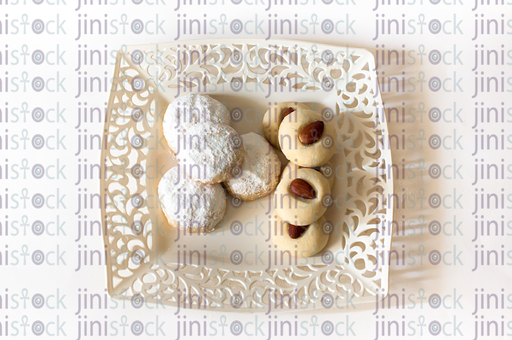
[179,123,244,184]
[274,168,331,226]
[223,132,281,201]
[163,93,230,153]
[262,101,310,150]
[281,161,335,189]
[279,110,336,167]
[158,166,226,233]
[271,215,331,257]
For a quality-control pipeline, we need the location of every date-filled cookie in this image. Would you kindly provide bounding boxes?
[158,166,226,233]
[261,101,310,150]
[179,123,245,184]
[223,132,281,201]
[279,109,336,167]
[274,168,331,225]
[163,93,230,153]
[270,215,332,257]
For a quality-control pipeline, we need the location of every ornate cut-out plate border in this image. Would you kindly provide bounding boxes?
[101,39,393,311]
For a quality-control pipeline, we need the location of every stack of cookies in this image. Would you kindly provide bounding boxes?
[263,102,338,258]
[158,94,282,234]
[158,95,337,258]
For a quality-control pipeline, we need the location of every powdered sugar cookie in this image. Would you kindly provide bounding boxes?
[158,166,226,233]
[178,123,245,184]
[163,93,230,153]
[261,101,310,150]
[270,215,331,257]
[281,161,335,188]
[223,132,281,201]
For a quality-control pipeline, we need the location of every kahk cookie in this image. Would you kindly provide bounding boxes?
[281,161,335,189]
[274,168,331,226]
[279,109,336,167]
[179,123,244,184]
[270,215,332,257]
[262,101,310,150]
[158,166,227,233]
[223,132,281,201]
[163,93,230,153]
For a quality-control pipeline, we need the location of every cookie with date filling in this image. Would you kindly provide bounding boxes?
[158,166,227,233]
[223,132,281,201]
[179,123,245,184]
[163,93,230,154]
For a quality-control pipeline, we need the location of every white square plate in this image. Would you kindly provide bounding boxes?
[101,39,393,311]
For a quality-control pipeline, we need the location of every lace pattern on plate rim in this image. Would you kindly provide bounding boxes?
[101,41,393,311]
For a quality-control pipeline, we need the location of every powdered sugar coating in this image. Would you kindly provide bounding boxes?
[179,123,245,184]
[223,132,281,200]
[163,94,230,152]
[158,166,226,233]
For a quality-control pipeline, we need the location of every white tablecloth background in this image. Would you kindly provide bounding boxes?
[3,0,511,339]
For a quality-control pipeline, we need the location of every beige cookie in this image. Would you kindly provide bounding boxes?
[270,215,331,257]
[163,93,230,153]
[158,166,226,233]
[281,161,335,189]
[279,110,336,167]
[178,123,245,184]
[262,101,310,150]
[274,168,331,225]
[223,132,281,201]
